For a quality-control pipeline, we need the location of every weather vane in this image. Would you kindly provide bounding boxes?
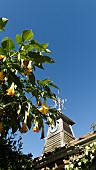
[53,90,67,111]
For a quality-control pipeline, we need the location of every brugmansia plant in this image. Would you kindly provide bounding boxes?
[0,17,59,138]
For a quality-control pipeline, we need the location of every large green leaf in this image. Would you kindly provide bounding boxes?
[48,83,59,89]
[34,62,44,69]
[37,79,49,86]
[2,37,15,51]
[28,52,55,63]
[47,92,56,100]
[30,40,50,52]
[24,44,34,51]
[44,86,51,94]
[16,34,22,44]
[37,79,52,86]
[22,30,34,42]
[0,47,5,55]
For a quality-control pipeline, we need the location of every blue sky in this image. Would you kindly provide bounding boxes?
[0,0,96,157]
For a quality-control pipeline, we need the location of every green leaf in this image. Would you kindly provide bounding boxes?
[28,52,55,64]
[24,44,34,51]
[48,83,59,89]
[0,17,8,31]
[22,30,34,42]
[2,37,15,51]
[34,62,44,69]
[41,43,49,49]
[47,92,56,100]
[44,86,51,94]
[30,40,50,52]
[11,115,19,133]
[16,34,22,44]
[28,73,35,85]
[8,62,21,73]
[82,158,88,164]
[37,79,52,86]
[0,47,5,55]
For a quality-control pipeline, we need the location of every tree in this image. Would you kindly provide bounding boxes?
[0,17,61,169]
[0,134,33,169]
[0,17,59,139]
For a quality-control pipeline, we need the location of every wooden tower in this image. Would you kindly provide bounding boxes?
[43,91,75,154]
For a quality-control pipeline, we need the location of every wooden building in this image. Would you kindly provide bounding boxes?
[33,93,96,170]
[43,114,75,154]
[34,132,96,170]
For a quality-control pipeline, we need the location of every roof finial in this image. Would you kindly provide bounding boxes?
[53,90,67,111]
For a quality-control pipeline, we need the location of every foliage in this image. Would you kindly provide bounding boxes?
[0,134,33,170]
[64,141,96,170]
[0,17,59,138]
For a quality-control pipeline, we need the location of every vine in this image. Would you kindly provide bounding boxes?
[65,141,96,170]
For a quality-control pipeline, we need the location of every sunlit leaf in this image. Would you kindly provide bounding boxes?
[37,79,51,86]
[30,40,50,52]
[2,37,15,50]
[16,34,22,44]
[22,30,34,42]
[28,51,54,63]
[0,47,5,55]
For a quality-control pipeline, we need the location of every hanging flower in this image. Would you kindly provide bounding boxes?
[20,123,28,133]
[0,71,4,81]
[21,59,24,67]
[17,105,21,115]
[2,17,8,22]
[25,61,32,75]
[0,55,5,60]
[37,100,42,106]
[6,82,15,96]
[36,97,42,106]
[21,59,29,68]
[38,100,49,115]
[23,103,30,123]
[0,122,3,133]
[32,121,40,132]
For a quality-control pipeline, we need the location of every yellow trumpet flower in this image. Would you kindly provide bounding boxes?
[6,82,15,96]
[20,123,28,133]
[0,71,4,81]
[0,55,5,60]
[38,104,49,115]
[25,61,32,75]
[32,122,40,132]
[21,59,29,67]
